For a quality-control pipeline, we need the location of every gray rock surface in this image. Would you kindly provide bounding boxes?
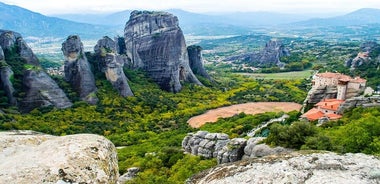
[303,85,337,109]
[182,131,229,159]
[62,35,98,104]
[188,152,380,184]
[217,138,247,164]
[187,45,212,81]
[0,130,119,184]
[0,50,17,106]
[226,40,290,68]
[0,30,72,112]
[118,167,140,184]
[124,11,202,92]
[338,96,380,114]
[94,36,133,97]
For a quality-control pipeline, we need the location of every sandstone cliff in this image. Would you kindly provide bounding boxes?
[0,30,72,112]
[188,152,380,184]
[338,96,380,114]
[62,35,98,104]
[124,11,202,92]
[0,45,17,106]
[345,41,380,69]
[0,130,119,183]
[187,45,212,81]
[94,36,133,97]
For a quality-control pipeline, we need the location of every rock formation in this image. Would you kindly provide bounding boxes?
[118,167,140,183]
[124,10,202,92]
[62,35,98,104]
[345,41,380,69]
[0,30,72,112]
[94,36,133,97]
[0,45,17,106]
[182,131,289,164]
[338,96,380,114]
[182,131,229,160]
[187,45,212,81]
[225,39,290,68]
[187,152,380,184]
[0,130,119,183]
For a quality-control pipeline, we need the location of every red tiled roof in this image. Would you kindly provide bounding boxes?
[326,113,342,120]
[315,99,344,111]
[301,108,325,121]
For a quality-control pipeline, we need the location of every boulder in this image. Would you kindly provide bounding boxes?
[188,152,380,184]
[124,11,202,92]
[217,138,247,164]
[62,35,98,104]
[0,30,72,112]
[118,167,140,184]
[0,130,119,183]
[182,131,229,159]
[187,45,212,81]
[94,36,133,97]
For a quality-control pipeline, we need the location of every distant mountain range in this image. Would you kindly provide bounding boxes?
[0,2,117,38]
[294,8,380,27]
[1,1,380,39]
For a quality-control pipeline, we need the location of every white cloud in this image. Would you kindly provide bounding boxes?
[2,0,380,15]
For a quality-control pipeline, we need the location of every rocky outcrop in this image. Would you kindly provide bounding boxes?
[0,130,119,183]
[118,167,140,184]
[0,30,72,112]
[338,96,380,114]
[187,45,212,81]
[188,152,380,184]
[226,40,290,68]
[94,36,133,97]
[345,41,380,68]
[0,46,17,106]
[182,131,289,164]
[217,138,247,164]
[124,11,202,92]
[243,138,291,159]
[62,35,98,104]
[182,131,229,160]
[304,85,337,105]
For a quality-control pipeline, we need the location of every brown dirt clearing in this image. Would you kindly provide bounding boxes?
[188,102,302,128]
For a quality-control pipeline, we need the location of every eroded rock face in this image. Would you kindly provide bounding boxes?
[124,11,202,92]
[0,130,119,184]
[94,36,133,97]
[62,35,98,104]
[251,40,290,67]
[217,138,247,164]
[0,45,17,106]
[182,131,229,159]
[0,30,72,112]
[187,45,212,81]
[338,96,380,114]
[188,152,380,184]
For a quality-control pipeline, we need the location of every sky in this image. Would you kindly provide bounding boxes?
[2,0,380,15]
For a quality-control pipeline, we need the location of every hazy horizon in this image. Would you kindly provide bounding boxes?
[2,0,380,16]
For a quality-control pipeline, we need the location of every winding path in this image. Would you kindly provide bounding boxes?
[188,102,302,128]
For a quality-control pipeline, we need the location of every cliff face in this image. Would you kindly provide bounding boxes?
[188,152,380,184]
[62,35,98,104]
[250,40,290,67]
[0,30,72,112]
[187,45,212,81]
[0,45,17,106]
[94,36,133,97]
[124,11,202,92]
[182,131,290,164]
[0,130,119,183]
[345,41,380,69]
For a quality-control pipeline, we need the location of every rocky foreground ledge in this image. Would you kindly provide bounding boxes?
[0,130,118,183]
[187,151,380,184]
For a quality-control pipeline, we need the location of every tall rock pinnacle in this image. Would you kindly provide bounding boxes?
[124,10,202,92]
